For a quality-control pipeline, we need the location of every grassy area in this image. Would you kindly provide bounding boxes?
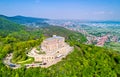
[35,47,45,54]
[17,57,34,64]
[105,42,120,52]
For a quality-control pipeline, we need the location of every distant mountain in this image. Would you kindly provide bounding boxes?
[0,15,49,27]
[9,15,49,24]
[87,21,120,24]
[0,15,8,18]
[0,15,48,23]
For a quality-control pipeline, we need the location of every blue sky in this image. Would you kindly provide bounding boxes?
[0,0,120,20]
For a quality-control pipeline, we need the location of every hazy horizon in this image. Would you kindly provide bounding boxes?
[0,0,120,21]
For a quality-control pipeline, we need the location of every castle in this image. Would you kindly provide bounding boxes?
[27,35,73,66]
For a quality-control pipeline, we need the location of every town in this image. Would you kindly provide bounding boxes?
[47,20,120,48]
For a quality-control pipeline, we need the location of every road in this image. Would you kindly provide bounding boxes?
[3,46,73,69]
[3,53,63,69]
[3,53,21,69]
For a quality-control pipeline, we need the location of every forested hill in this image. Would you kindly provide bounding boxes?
[0,15,48,24]
[0,15,120,77]
[42,26,87,44]
[11,15,48,24]
[0,17,25,36]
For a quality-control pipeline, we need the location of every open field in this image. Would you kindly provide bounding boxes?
[105,42,120,52]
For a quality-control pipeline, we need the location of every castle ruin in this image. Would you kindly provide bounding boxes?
[27,35,73,67]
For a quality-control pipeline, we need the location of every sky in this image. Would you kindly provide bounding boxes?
[0,0,120,20]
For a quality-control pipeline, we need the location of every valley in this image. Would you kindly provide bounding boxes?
[47,20,120,52]
[0,15,120,77]
[1,0,120,76]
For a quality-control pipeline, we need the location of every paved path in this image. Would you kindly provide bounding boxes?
[3,53,21,69]
[3,46,73,69]
[3,53,65,69]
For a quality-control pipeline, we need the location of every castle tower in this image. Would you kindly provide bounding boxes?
[41,35,65,53]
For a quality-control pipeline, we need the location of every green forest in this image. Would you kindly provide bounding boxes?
[0,17,120,77]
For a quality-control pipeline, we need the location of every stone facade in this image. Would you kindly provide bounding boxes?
[41,35,65,53]
[27,35,73,64]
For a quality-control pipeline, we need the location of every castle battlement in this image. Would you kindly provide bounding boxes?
[27,35,73,67]
[41,35,65,53]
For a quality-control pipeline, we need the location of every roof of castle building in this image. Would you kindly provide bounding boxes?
[45,35,64,41]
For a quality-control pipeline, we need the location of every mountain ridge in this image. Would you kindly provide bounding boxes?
[0,14,49,24]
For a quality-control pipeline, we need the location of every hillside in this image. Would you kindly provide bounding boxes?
[42,26,87,45]
[22,44,120,77]
[0,17,120,77]
[0,15,48,24]
[0,15,49,27]
[0,17,25,36]
[9,15,48,24]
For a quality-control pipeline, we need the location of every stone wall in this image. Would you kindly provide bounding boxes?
[41,35,65,53]
[28,35,73,64]
[35,55,55,62]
